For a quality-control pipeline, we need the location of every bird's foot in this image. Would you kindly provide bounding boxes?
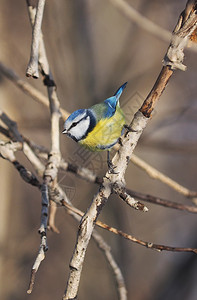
[124,124,132,131]
[108,161,118,174]
[107,151,119,174]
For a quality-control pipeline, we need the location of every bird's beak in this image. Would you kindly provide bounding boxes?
[62,129,67,134]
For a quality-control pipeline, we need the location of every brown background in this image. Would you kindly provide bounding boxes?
[0,1,197,299]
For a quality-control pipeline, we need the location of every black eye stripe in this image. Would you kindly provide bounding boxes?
[70,121,78,129]
[69,116,89,131]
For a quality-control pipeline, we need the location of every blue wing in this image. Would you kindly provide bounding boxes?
[113,82,127,100]
[103,82,127,118]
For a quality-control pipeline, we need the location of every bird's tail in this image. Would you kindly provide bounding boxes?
[114,82,127,100]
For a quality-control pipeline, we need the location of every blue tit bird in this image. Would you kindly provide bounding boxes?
[62,82,127,169]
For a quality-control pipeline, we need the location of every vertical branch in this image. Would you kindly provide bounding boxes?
[27,0,62,222]
[26,0,61,291]
[26,0,46,78]
[92,231,127,300]
[27,183,49,294]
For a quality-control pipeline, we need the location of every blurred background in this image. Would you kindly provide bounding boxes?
[0,0,197,299]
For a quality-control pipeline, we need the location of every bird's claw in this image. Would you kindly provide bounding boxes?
[108,160,119,174]
[124,124,132,131]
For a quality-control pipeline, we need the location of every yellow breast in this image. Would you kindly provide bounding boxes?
[79,107,125,151]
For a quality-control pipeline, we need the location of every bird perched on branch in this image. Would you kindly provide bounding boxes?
[62,82,127,170]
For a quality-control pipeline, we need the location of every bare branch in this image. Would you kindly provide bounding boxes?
[26,0,46,78]
[0,110,45,176]
[108,0,171,42]
[0,125,11,138]
[0,140,22,161]
[61,202,197,255]
[63,3,197,298]
[113,183,148,212]
[108,0,197,53]
[164,3,197,70]
[126,188,197,214]
[27,184,49,294]
[91,231,127,300]
[48,202,60,233]
[0,62,69,119]
[131,154,197,200]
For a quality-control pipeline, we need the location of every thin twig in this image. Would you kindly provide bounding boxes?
[0,62,69,119]
[92,231,127,300]
[131,154,197,199]
[108,0,197,52]
[108,0,171,42]
[0,125,11,138]
[113,183,148,212]
[27,183,49,294]
[126,188,197,214]
[61,201,197,254]
[26,0,46,78]
[0,110,45,176]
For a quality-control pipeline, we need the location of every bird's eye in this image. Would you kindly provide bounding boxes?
[70,121,78,129]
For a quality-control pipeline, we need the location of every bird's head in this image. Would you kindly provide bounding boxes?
[62,109,96,142]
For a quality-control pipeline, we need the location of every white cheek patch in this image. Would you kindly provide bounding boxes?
[69,116,90,140]
[64,111,87,131]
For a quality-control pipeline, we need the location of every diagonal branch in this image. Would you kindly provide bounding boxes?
[0,110,45,176]
[63,2,197,299]
[0,62,69,119]
[131,154,197,200]
[61,201,197,255]
[108,0,171,42]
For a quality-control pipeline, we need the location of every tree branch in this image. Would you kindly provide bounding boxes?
[61,201,197,255]
[63,2,197,298]
[0,110,45,176]
[108,0,171,42]
[131,154,197,200]
[26,0,46,78]
[0,62,69,119]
